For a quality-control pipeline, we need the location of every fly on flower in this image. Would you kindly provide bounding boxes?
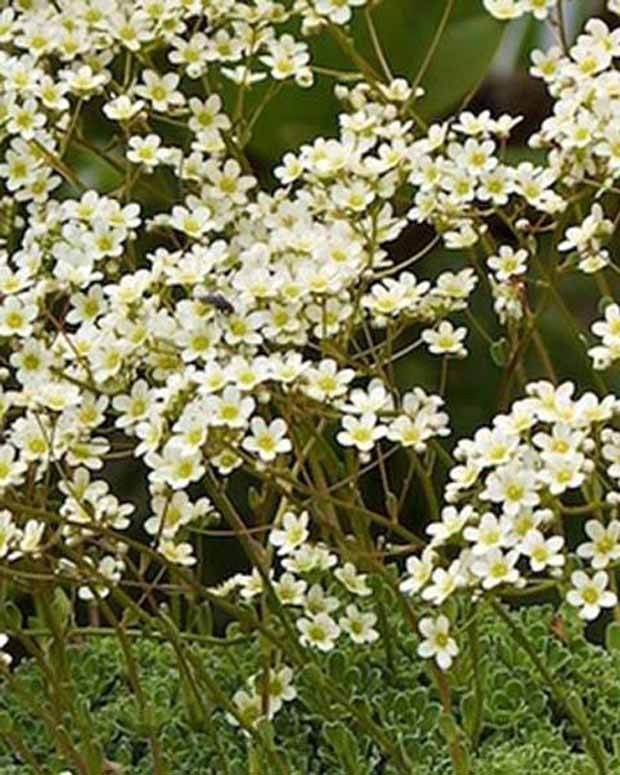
[202,292,235,315]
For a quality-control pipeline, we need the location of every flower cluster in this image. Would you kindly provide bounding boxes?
[0,0,616,719]
[216,506,391,722]
[228,664,297,730]
[0,0,496,584]
[216,510,379,657]
[529,18,620,191]
[400,381,620,622]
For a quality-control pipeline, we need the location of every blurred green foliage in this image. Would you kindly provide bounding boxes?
[247,0,504,164]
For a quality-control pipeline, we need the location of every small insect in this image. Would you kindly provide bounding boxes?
[203,293,235,315]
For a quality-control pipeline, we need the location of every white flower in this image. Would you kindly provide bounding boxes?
[400,548,436,595]
[270,511,309,555]
[261,35,311,83]
[16,519,45,556]
[577,520,620,569]
[147,442,204,490]
[238,569,266,600]
[341,381,393,415]
[593,304,620,345]
[136,70,184,112]
[0,445,26,490]
[339,604,379,644]
[422,321,467,357]
[127,134,166,171]
[523,0,556,20]
[387,414,434,452]
[170,206,212,238]
[0,511,19,558]
[567,570,617,621]
[315,0,366,25]
[145,492,210,539]
[417,615,459,671]
[159,540,197,567]
[297,612,340,652]
[483,0,523,21]
[481,462,539,516]
[336,413,386,453]
[471,549,521,590]
[304,359,355,402]
[471,427,520,467]
[304,584,340,615]
[204,159,255,204]
[422,562,463,605]
[427,506,472,547]
[274,572,307,606]
[283,543,337,575]
[538,452,585,495]
[170,33,209,79]
[188,96,230,134]
[464,512,510,555]
[0,296,37,338]
[63,65,108,94]
[103,95,144,121]
[7,99,45,139]
[251,665,297,717]
[334,562,372,596]
[112,379,153,428]
[78,556,125,600]
[520,529,564,572]
[227,689,262,729]
[242,417,292,462]
[0,633,11,666]
[559,204,612,259]
[207,386,255,429]
[487,246,528,281]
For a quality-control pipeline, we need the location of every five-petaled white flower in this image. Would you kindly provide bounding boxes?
[567,570,617,620]
[339,604,379,644]
[270,511,310,555]
[417,615,459,671]
[336,413,386,453]
[422,321,468,357]
[297,612,340,652]
[242,417,292,462]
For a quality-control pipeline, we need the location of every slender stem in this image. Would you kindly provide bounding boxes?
[327,24,385,86]
[412,452,440,521]
[411,0,455,94]
[467,612,484,750]
[554,0,570,54]
[364,8,393,81]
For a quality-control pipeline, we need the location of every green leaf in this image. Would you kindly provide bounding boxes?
[84,741,104,774]
[418,14,505,119]
[0,602,21,631]
[0,712,13,734]
[460,692,477,738]
[490,338,509,367]
[438,711,459,742]
[323,721,362,775]
[328,650,346,680]
[51,588,73,631]
[606,622,620,653]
